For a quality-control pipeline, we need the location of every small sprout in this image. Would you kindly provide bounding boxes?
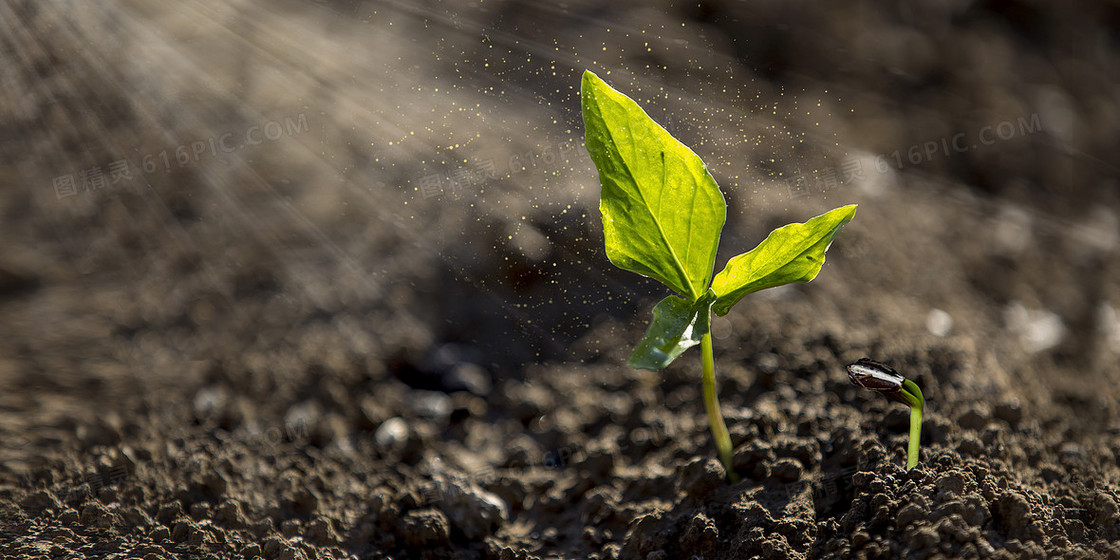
[580,70,857,482]
[846,358,925,470]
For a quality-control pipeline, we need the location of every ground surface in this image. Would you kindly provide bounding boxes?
[1,1,1119,559]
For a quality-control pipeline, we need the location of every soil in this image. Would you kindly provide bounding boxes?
[1,1,1119,559]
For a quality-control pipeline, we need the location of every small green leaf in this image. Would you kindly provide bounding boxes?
[628,292,715,370]
[710,204,857,316]
[581,70,726,301]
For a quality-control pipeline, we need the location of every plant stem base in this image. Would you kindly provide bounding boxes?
[701,332,739,483]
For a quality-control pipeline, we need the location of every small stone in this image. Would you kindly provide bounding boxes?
[374,417,409,448]
[678,457,725,499]
[926,309,953,336]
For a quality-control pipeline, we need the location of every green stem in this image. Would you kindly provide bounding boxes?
[902,379,924,470]
[701,331,739,482]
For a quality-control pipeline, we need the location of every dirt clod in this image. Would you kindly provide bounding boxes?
[678,457,726,499]
[1,2,1117,559]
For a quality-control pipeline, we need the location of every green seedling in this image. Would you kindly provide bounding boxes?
[846,358,925,470]
[580,70,856,481]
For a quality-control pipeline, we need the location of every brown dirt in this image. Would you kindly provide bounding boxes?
[1,1,1118,559]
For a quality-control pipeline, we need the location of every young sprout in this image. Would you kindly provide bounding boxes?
[580,70,857,482]
[846,358,925,470]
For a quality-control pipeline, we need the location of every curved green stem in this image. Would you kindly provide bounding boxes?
[701,332,739,482]
[901,379,924,470]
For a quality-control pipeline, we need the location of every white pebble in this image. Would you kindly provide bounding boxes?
[374,417,409,447]
[1004,301,1065,353]
[926,309,953,337]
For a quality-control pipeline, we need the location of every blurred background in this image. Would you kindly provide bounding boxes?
[0,0,1117,509]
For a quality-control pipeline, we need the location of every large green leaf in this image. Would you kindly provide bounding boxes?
[581,70,726,301]
[628,292,715,370]
[710,205,857,316]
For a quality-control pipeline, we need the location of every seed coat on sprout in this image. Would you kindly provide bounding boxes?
[847,358,925,470]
